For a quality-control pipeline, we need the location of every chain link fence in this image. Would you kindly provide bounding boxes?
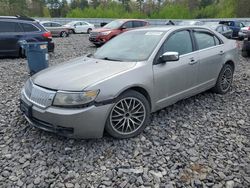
[35,17,250,27]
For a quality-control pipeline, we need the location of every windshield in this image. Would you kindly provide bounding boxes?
[103,20,124,29]
[93,31,164,62]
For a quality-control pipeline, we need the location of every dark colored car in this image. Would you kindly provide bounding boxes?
[0,16,54,57]
[219,20,245,38]
[242,38,250,57]
[207,23,233,39]
[89,19,149,46]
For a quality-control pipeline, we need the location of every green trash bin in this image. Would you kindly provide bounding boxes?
[20,41,49,75]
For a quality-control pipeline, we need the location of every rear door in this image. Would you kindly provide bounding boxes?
[51,22,63,36]
[193,29,224,88]
[0,21,23,55]
[153,29,199,108]
[74,22,81,33]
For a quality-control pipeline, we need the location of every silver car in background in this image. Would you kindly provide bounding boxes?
[41,21,70,37]
[64,21,95,34]
[20,26,238,139]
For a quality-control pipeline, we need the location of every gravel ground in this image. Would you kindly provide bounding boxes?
[0,34,249,188]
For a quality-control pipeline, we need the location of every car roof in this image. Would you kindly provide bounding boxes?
[0,16,35,21]
[133,25,212,32]
[40,21,60,24]
[115,19,147,22]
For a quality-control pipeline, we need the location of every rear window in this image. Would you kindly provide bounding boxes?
[0,21,22,32]
[20,23,39,32]
[194,31,216,50]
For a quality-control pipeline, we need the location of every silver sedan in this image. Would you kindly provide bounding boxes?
[20,26,238,139]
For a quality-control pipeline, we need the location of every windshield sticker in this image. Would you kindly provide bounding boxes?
[145,32,163,36]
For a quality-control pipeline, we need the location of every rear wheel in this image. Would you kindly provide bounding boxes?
[60,31,67,38]
[87,28,92,34]
[242,50,249,57]
[105,90,150,139]
[212,64,234,94]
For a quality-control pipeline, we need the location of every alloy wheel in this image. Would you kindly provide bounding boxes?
[110,97,146,135]
[220,67,233,91]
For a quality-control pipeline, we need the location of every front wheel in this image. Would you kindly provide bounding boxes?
[212,64,234,94]
[105,90,150,139]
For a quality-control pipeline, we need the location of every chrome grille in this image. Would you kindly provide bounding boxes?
[89,32,99,37]
[24,79,56,108]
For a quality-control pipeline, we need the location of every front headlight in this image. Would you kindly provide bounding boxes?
[53,90,99,107]
[100,31,111,36]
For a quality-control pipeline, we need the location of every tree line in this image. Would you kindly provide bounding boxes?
[0,0,249,19]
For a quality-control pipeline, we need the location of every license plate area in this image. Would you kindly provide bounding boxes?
[20,100,32,118]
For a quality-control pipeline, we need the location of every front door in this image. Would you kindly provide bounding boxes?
[153,30,199,109]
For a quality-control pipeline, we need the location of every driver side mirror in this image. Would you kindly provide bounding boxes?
[121,25,127,30]
[157,52,179,64]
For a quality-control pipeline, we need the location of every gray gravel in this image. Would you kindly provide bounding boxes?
[0,34,249,187]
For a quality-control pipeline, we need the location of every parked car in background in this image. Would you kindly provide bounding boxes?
[40,21,70,37]
[178,20,205,26]
[206,23,233,39]
[219,20,245,38]
[240,22,250,40]
[242,38,250,57]
[89,19,149,46]
[0,16,54,57]
[20,26,238,139]
[64,21,95,34]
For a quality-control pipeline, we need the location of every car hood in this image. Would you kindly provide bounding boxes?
[32,57,136,91]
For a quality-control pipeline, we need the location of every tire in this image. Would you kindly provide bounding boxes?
[60,31,67,38]
[69,29,75,34]
[105,90,150,139]
[242,50,249,57]
[19,48,25,58]
[87,28,92,34]
[212,64,234,94]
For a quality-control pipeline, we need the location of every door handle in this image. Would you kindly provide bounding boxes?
[219,51,225,55]
[189,58,198,65]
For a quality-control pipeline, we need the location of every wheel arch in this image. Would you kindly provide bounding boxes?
[224,60,235,72]
[118,86,152,111]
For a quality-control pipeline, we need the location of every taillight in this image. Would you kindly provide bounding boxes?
[248,27,250,30]
[42,31,52,39]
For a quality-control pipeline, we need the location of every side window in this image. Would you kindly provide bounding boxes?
[214,36,221,45]
[133,21,143,28]
[81,22,87,25]
[43,23,51,27]
[217,26,223,32]
[123,21,133,29]
[240,23,245,28]
[51,23,61,27]
[20,23,39,32]
[234,22,240,27]
[0,21,22,32]
[194,31,216,50]
[223,26,228,31]
[163,30,193,55]
[75,22,81,26]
